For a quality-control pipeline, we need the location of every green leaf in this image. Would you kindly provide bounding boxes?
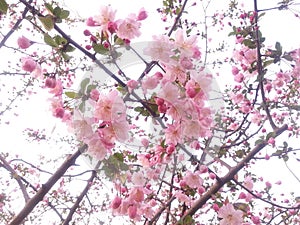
[44,33,58,47]
[275,42,282,54]
[92,43,109,55]
[61,52,71,61]
[60,10,70,19]
[266,131,276,140]
[80,78,90,93]
[263,59,274,68]
[86,84,97,95]
[0,0,8,14]
[53,6,62,18]
[54,35,67,45]
[282,54,293,61]
[65,91,78,99]
[64,44,76,52]
[38,16,55,31]
[44,3,54,13]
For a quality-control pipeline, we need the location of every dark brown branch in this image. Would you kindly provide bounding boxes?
[9,144,87,225]
[254,0,277,130]
[0,155,30,202]
[62,164,98,225]
[0,0,33,49]
[176,124,288,224]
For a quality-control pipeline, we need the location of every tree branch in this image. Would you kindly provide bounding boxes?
[62,162,99,225]
[9,144,87,225]
[0,155,30,203]
[176,124,288,224]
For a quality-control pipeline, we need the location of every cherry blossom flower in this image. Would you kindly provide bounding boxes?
[183,170,203,188]
[17,36,32,49]
[218,203,244,225]
[21,57,36,73]
[143,35,174,63]
[174,29,198,58]
[131,171,146,186]
[116,15,141,40]
[137,8,148,21]
[93,5,116,32]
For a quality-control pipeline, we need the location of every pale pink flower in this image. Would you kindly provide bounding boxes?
[86,134,107,160]
[131,171,146,186]
[243,176,253,190]
[111,196,122,209]
[137,8,147,21]
[143,35,174,63]
[174,29,198,57]
[165,122,182,145]
[127,79,138,93]
[94,90,122,121]
[182,120,201,139]
[128,204,137,219]
[142,75,159,92]
[21,57,36,72]
[89,89,100,101]
[158,82,178,103]
[234,73,244,83]
[17,36,32,49]
[116,15,141,40]
[49,79,63,96]
[218,203,244,225]
[165,64,187,83]
[93,5,116,32]
[183,170,203,188]
[174,191,191,206]
[112,120,129,142]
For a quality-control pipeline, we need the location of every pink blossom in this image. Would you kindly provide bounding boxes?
[89,89,100,101]
[128,205,137,219]
[131,171,146,186]
[142,75,159,92]
[137,8,148,21]
[234,73,244,83]
[86,135,107,160]
[86,17,97,26]
[45,78,56,89]
[111,196,122,209]
[232,66,239,75]
[158,82,178,103]
[21,57,37,72]
[17,36,32,49]
[218,203,244,225]
[127,79,138,93]
[49,79,63,96]
[165,122,182,145]
[93,5,116,32]
[116,15,141,40]
[183,170,203,188]
[174,29,198,58]
[144,35,174,63]
[267,137,275,147]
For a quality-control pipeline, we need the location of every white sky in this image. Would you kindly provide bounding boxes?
[0,0,299,223]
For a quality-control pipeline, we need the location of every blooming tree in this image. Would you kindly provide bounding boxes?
[0,0,300,224]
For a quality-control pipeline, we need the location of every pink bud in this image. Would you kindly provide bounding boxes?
[232,66,239,75]
[137,8,148,21]
[111,196,122,209]
[17,36,32,49]
[212,203,219,211]
[128,205,137,219]
[45,78,57,89]
[90,89,100,101]
[267,137,275,146]
[55,107,65,118]
[86,17,97,26]
[108,21,117,33]
[83,29,91,36]
[234,73,244,83]
[127,79,138,93]
[21,57,37,72]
